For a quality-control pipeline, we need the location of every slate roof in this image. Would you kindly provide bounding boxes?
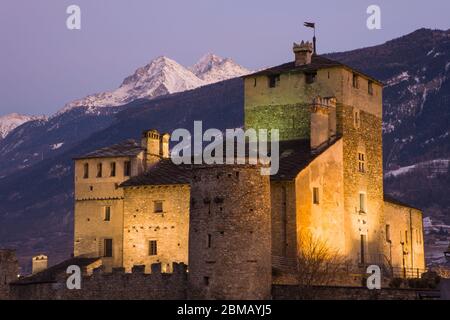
[384,194,422,211]
[245,55,383,85]
[12,257,100,285]
[73,139,143,160]
[120,138,341,187]
[120,158,191,187]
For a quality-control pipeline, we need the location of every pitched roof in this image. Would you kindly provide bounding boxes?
[272,138,341,181]
[120,138,340,187]
[245,55,383,85]
[73,139,143,160]
[120,158,191,187]
[384,194,422,211]
[12,257,100,285]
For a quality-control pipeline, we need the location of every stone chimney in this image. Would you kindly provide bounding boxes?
[310,96,337,150]
[32,254,48,274]
[293,41,313,66]
[160,133,170,158]
[141,129,161,167]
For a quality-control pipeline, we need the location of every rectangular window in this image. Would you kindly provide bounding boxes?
[96,163,102,178]
[124,161,131,176]
[313,187,320,204]
[360,235,366,264]
[359,193,366,213]
[268,74,280,88]
[83,163,89,179]
[204,276,210,286]
[386,224,391,242]
[103,239,113,257]
[110,162,116,177]
[149,240,158,256]
[154,201,163,213]
[352,73,359,89]
[207,234,212,248]
[104,206,111,221]
[253,78,257,87]
[405,231,408,244]
[358,153,366,173]
[368,80,374,95]
[354,110,360,128]
[305,72,317,84]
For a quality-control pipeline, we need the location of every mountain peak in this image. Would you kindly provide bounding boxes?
[58,54,250,114]
[0,113,45,139]
[191,53,250,84]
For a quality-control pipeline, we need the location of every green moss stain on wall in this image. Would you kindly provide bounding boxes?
[245,103,311,141]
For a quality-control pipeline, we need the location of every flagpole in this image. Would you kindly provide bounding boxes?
[313,26,317,55]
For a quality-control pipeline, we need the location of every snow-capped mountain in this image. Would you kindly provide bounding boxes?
[59,54,249,114]
[0,113,44,139]
[190,53,250,84]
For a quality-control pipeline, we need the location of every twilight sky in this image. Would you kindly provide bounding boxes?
[1,0,449,116]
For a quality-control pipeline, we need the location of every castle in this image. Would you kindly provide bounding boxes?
[4,40,426,300]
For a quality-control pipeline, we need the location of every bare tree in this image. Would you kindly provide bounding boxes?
[296,233,350,299]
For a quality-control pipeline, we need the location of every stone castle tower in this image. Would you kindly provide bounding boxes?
[188,163,272,299]
[0,249,19,300]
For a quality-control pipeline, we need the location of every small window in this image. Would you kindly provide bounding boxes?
[386,224,391,242]
[313,187,320,204]
[96,163,102,178]
[110,162,116,177]
[207,234,212,248]
[149,240,158,256]
[405,231,408,244]
[104,206,111,221]
[268,74,280,88]
[360,235,366,264]
[359,193,366,213]
[83,163,89,179]
[204,276,210,286]
[253,78,257,87]
[103,239,113,257]
[124,161,131,176]
[305,72,316,84]
[352,73,359,89]
[368,80,374,95]
[358,153,365,173]
[154,201,163,213]
[354,110,360,128]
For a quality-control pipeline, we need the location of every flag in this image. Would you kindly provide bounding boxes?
[304,22,315,28]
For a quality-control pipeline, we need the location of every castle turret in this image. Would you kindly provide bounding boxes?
[32,254,48,274]
[293,41,313,66]
[188,164,272,299]
[141,129,161,167]
[310,96,337,150]
[160,133,170,158]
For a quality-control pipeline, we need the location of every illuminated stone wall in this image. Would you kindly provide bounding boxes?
[122,185,190,273]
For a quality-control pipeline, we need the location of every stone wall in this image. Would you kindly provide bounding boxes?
[188,164,272,299]
[122,185,190,273]
[384,201,425,273]
[339,104,385,264]
[272,284,438,300]
[10,263,187,300]
[0,249,19,300]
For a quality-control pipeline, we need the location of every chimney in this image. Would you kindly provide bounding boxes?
[293,41,313,66]
[32,254,48,274]
[160,133,170,158]
[310,96,337,150]
[141,129,161,167]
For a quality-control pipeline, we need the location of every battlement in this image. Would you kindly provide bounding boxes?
[10,262,188,300]
[293,41,313,66]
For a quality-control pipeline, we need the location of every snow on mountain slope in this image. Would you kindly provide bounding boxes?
[0,113,45,139]
[59,56,205,114]
[58,54,250,114]
[191,53,250,84]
